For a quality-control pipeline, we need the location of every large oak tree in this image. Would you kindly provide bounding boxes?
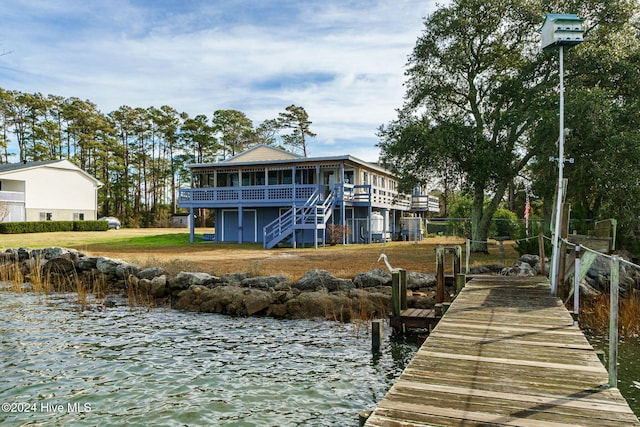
[378,0,639,251]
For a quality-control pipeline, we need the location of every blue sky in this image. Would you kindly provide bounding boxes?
[0,0,445,162]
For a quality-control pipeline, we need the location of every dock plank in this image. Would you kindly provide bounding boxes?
[364,276,640,426]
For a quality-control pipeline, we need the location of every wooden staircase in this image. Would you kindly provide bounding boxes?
[263,190,336,249]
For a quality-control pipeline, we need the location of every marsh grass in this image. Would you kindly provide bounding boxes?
[126,276,156,310]
[0,262,25,292]
[579,291,640,338]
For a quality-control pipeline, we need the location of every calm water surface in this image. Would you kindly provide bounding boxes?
[584,331,640,417]
[0,293,417,427]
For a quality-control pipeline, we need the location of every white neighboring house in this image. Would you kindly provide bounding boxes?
[0,160,102,223]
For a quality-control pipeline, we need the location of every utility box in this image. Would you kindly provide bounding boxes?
[540,14,585,50]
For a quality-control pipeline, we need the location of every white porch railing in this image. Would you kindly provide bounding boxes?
[0,191,25,203]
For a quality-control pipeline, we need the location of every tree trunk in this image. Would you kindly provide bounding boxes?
[470,186,490,253]
[470,180,508,253]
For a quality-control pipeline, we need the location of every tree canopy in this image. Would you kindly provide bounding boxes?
[378,0,640,251]
[0,86,315,226]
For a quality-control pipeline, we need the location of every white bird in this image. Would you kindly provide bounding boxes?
[378,253,400,273]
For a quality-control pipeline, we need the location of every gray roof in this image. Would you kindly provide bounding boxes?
[0,160,63,173]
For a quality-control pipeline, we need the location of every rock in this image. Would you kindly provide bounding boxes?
[354,269,391,288]
[0,252,18,264]
[518,254,540,268]
[293,269,354,292]
[32,247,81,261]
[242,290,273,315]
[139,278,152,293]
[469,264,504,274]
[116,263,140,280]
[579,279,600,299]
[138,267,167,280]
[96,257,125,276]
[501,261,535,277]
[221,272,251,285]
[42,257,76,275]
[240,276,290,290]
[149,275,167,297]
[171,271,221,291]
[75,256,99,271]
[407,272,437,290]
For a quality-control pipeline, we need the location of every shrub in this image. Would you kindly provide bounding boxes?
[0,220,108,234]
[490,208,520,239]
[326,224,350,245]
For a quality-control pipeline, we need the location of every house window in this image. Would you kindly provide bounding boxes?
[344,170,354,184]
[282,170,292,184]
[40,212,53,221]
[295,169,315,184]
[217,172,239,187]
[241,171,266,186]
[73,213,85,220]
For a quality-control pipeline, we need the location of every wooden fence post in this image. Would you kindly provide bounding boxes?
[392,272,401,317]
[573,245,581,326]
[436,246,445,304]
[538,233,547,276]
[399,269,407,311]
[465,239,471,274]
[371,320,382,351]
[456,274,466,294]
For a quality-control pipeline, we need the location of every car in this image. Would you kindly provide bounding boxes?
[99,216,121,230]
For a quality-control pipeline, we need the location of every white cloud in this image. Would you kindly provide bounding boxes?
[0,0,446,161]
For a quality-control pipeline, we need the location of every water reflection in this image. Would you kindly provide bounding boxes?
[0,293,417,426]
[584,330,640,417]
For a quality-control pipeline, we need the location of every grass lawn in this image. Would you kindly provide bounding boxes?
[0,228,521,281]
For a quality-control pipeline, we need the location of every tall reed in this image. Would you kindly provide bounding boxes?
[579,291,640,338]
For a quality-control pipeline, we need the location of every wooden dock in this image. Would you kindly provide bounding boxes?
[390,308,439,331]
[365,276,640,426]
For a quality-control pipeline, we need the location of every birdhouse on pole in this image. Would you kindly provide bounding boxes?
[540,14,585,50]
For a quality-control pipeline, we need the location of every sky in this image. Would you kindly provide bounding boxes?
[0,0,446,162]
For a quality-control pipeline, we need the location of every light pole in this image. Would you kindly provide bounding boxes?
[540,14,584,296]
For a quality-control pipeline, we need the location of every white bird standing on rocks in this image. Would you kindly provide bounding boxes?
[377,253,400,273]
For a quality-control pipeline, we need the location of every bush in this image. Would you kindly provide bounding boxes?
[0,220,108,234]
[515,236,552,257]
[326,224,350,245]
[73,220,109,231]
[490,208,520,239]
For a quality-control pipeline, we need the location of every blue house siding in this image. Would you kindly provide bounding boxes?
[179,147,437,246]
[216,207,285,244]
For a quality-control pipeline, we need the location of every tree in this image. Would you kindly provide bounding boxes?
[212,109,254,158]
[277,104,315,157]
[179,113,218,164]
[253,118,280,147]
[379,0,548,252]
[378,0,640,252]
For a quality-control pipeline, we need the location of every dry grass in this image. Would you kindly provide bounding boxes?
[0,229,521,280]
[580,291,640,337]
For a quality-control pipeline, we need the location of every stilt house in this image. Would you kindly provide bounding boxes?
[177,145,438,248]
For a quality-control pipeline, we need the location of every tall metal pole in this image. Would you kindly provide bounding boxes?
[609,255,619,388]
[550,45,565,296]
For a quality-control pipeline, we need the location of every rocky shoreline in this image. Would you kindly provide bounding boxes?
[2,246,638,320]
[0,247,444,320]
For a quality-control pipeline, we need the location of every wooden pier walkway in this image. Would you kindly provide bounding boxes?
[365,276,640,426]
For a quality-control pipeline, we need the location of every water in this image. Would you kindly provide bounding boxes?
[584,331,640,416]
[0,293,417,427]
